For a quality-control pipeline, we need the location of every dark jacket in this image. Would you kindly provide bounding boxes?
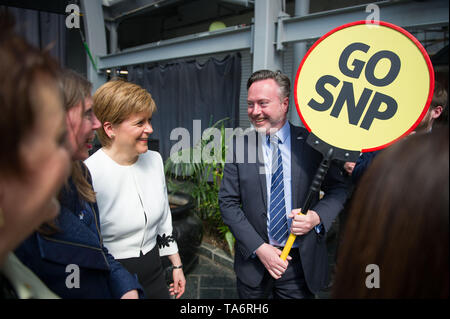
[219,123,349,293]
[15,164,144,299]
[0,272,17,299]
[352,150,381,185]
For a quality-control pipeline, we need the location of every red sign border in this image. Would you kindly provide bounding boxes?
[294,20,435,153]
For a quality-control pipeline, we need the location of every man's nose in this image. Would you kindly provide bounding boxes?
[251,104,262,115]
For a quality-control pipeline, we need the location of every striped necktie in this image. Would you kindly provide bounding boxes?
[268,135,288,244]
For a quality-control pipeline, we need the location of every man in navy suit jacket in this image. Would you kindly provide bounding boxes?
[219,70,349,298]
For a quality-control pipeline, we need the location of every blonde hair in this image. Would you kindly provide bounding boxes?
[93,78,156,148]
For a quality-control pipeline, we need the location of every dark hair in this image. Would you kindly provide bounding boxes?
[0,11,61,177]
[333,127,449,298]
[247,69,290,100]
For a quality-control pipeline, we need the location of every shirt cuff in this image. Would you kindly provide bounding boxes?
[314,223,325,235]
[157,233,178,256]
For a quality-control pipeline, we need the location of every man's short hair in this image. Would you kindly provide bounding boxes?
[431,81,448,109]
[247,69,290,100]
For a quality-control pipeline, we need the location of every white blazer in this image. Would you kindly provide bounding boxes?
[85,149,178,259]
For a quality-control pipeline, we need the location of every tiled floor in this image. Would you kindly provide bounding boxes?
[178,214,340,299]
[180,229,337,299]
[181,254,238,299]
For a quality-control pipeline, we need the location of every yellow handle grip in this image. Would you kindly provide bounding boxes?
[280,233,297,260]
[280,209,303,261]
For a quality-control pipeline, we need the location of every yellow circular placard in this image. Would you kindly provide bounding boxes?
[295,21,434,152]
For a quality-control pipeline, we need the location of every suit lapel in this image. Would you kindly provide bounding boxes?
[252,131,267,211]
[253,131,269,242]
[290,123,307,209]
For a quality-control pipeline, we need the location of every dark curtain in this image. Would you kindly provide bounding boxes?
[128,53,241,161]
[3,6,66,66]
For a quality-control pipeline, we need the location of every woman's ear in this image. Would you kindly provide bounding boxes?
[103,122,115,138]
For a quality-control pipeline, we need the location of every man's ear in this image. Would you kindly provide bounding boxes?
[282,97,289,114]
[103,122,114,138]
[431,105,443,119]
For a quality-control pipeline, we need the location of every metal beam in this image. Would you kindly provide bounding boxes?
[96,0,448,70]
[105,21,119,54]
[97,25,251,69]
[81,0,107,91]
[252,0,283,71]
[280,0,449,46]
[288,0,309,127]
[103,0,181,22]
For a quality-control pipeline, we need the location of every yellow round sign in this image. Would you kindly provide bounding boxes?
[295,21,434,152]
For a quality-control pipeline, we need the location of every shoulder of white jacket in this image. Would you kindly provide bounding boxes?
[84,148,103,169]
[140,150,163,163]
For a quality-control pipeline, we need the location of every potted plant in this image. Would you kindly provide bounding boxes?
[164,118,235,256]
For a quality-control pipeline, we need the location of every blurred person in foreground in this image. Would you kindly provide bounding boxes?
[85,79,185,299]
[0,13,71,298]
[332,127,448,298]
[15,70,143,299]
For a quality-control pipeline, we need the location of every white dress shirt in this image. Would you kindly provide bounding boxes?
[261,121,298,248]
[85,149,178,259]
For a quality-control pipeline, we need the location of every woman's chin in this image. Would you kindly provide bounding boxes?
[137,146,148,154]
[72,148,90,161]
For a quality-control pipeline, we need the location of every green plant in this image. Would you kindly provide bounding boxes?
[165,118,235,255]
